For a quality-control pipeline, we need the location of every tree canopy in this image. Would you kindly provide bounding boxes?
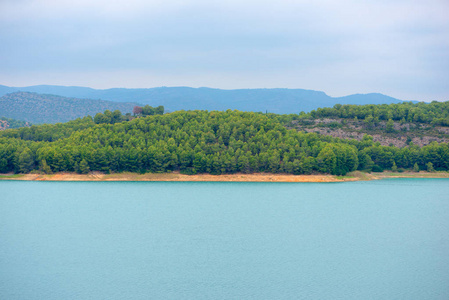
[0,108,448,175]
[304,101,449,126]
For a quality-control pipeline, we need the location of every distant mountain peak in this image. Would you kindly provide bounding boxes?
[0,84,405,115]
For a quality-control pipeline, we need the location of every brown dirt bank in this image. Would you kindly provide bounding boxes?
[1,171,448,182]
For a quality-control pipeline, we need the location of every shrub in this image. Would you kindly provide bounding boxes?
[372,165,384,172]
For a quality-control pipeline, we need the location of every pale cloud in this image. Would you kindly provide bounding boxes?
[0,0,448,101]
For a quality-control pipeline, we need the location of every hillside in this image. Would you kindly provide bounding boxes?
[0,92,139,124]
[0,85,405,114]
[0,117,31,130]
[285,101,449,147]
[1,109,448,176]
[288,118,449,148]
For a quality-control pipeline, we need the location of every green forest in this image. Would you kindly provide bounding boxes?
[0,103,448,176]
[0,117,30,130]
[304,101,449,126]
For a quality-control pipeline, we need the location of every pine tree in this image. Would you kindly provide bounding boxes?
[391,161,398,172]
[18,147,34,173]
[78,159,90,174]
[40,159,52,174]
[386,119,395,133]
[413,163,420,172]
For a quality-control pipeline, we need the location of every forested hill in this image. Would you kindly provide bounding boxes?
[286,101,449,147]
[1,110,448,176]
[0,92,139,124]
[0,85,405,114]
[0,117,31,131]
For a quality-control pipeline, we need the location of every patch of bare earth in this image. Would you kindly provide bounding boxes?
[2,171,447,182]
[2,172,356,182]
[288,118,449,147]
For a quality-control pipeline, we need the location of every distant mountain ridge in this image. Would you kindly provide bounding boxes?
[0,92,138,124]
[0,85,406,114]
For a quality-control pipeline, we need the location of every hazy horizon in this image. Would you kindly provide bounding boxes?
[0,84,408,100]
[1,0,448,102]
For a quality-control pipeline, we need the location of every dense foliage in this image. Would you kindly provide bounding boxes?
[133,105,165,116]
[0,117,30,130]
[0,110,448,176]
[305,101,449,126]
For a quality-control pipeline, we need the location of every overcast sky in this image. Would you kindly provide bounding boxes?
[1,0,448,101]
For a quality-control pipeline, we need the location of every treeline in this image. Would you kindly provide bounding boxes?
[0,117,30,129]
[94,105,164,124]
[303,101,449,126]
[133,105,165,116]
[0,110,448,176]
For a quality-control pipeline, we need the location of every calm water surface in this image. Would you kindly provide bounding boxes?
[1,179,449,299]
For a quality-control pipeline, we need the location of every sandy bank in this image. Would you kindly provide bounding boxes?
[1,171,448,182]
[1,172,353,182]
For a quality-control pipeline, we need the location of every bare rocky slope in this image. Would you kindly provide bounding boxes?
[287,117,449,147]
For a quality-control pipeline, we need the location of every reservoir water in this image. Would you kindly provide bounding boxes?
[1,179,449,299]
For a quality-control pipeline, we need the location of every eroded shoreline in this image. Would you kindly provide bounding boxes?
[1,171,448,182]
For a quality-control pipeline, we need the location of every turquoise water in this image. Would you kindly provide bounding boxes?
[1,179,449,299]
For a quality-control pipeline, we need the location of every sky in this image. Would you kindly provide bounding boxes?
[1,0,448,101]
